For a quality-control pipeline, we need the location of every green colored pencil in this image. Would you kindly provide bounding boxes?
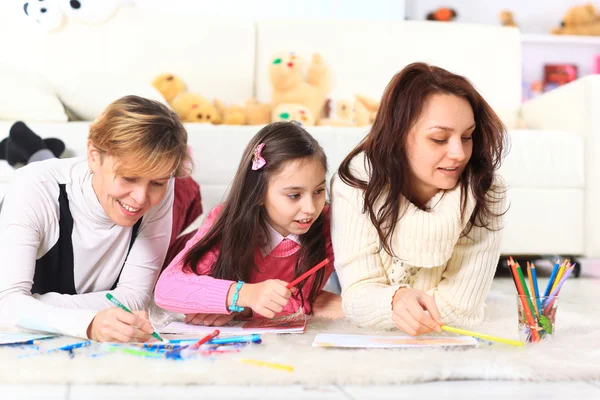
[105,293,163,341]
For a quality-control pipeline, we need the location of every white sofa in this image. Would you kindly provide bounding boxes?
[0,7,593,258]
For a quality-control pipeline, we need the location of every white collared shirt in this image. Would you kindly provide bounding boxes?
[261,222,302,257]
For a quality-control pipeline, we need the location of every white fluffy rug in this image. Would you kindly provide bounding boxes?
[2,279,599,385]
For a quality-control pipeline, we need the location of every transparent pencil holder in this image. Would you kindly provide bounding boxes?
[516,295,558,343]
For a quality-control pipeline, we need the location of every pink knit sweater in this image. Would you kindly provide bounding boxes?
[154,205,334,317]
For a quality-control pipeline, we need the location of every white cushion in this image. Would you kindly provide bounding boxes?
[54,77,168,121]
[0,67,68,122]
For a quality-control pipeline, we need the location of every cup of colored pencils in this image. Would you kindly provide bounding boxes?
[508,257,575,343]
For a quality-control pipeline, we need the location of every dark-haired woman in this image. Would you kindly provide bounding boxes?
[331,63,508,335]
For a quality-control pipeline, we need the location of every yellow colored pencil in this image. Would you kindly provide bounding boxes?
[441,325,524,347]
[551,260,568,293]
[240,358,295,372]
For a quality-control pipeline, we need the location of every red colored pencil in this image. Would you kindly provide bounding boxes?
[286,258,330,289]
[190,329,220,349]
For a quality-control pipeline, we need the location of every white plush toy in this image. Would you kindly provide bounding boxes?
[23,0,126,31]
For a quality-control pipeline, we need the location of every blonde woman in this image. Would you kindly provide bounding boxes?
[0,96,191,342]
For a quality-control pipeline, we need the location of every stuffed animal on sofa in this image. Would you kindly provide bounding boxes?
[269,52,330,125]
[498,10,518,28]
[171,92,220,124]
[272,103,315,126]
[152,74,187,103]
[23,0,123,31]
[319,95,379,127]
[552,3,600,35]
[245,98,271,125]
[426,8,457,22]
[214,99,246,125]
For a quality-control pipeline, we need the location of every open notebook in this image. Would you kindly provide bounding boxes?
[160,310,306,336]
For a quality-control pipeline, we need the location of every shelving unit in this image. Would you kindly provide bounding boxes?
[520,33,600,89]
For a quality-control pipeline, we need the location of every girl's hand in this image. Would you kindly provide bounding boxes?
[236,280,292,319]
[391,287,443,336]
[87,308,154,342]
[184,313,236,327]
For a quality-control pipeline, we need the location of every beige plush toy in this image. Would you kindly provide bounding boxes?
[498,10,518,28]
[269,52,330,124]
[152,73,187,103]
[171,92,220,124]
[245,98,271,125]
[320,95,379,127]
[214,99,246,125]
[272,103,315,127]
[552,3,600,35]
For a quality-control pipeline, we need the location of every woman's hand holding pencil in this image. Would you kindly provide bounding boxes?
[391,288,443,336]
[87,307,155,343]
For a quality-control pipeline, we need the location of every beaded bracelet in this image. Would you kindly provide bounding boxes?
[228,281,245,313]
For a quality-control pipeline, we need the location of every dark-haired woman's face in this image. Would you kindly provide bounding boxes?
[405,93,474,204]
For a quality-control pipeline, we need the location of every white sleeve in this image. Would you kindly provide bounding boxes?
[0,176,174,339]
[0,175,97,338]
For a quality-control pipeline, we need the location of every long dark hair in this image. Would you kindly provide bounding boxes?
[184,122,328,305]
[338,62,508,256]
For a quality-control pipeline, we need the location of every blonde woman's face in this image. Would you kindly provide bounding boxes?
[87,143,171,227]
[405,93,474,205]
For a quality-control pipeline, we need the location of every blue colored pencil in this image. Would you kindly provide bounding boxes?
[208,334,261,345]
[543,259,561,296]
[530,262,542,314]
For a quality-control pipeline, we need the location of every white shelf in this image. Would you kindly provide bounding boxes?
[521,33,600,46]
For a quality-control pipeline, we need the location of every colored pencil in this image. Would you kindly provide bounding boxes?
[526,262,538,315]
[543,266,574,313]
[106,293,163,341]
[543,259,561,297]
[240,358,295,372]
[550,260,568,294]
[441,325,524,347]
[510,262,540,342]
[530,262,542,314]
[286,258,329,289]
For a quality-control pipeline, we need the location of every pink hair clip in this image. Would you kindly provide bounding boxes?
[252,143,267,170]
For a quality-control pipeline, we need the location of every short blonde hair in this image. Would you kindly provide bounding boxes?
[89,95,191,178]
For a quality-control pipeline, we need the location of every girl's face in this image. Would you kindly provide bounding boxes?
[405,93,475,205]
[88,143,171,227]
[263,157,327,237]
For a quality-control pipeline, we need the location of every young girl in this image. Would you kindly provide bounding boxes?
[155,122,339,325]
[331,63,508,335]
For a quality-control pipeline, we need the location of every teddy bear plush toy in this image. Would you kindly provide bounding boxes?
[498,10,518,28]
[269,52,330,125]
[552,3,600,35]
[152,73,220,124]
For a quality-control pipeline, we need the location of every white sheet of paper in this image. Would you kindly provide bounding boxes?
[312,333,478,348]
[0,332,56,345]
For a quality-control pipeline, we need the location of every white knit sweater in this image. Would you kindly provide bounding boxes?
[330,153,506,330]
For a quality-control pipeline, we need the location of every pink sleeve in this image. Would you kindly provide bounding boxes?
[282,206,336,315]
[154,206,236,314]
